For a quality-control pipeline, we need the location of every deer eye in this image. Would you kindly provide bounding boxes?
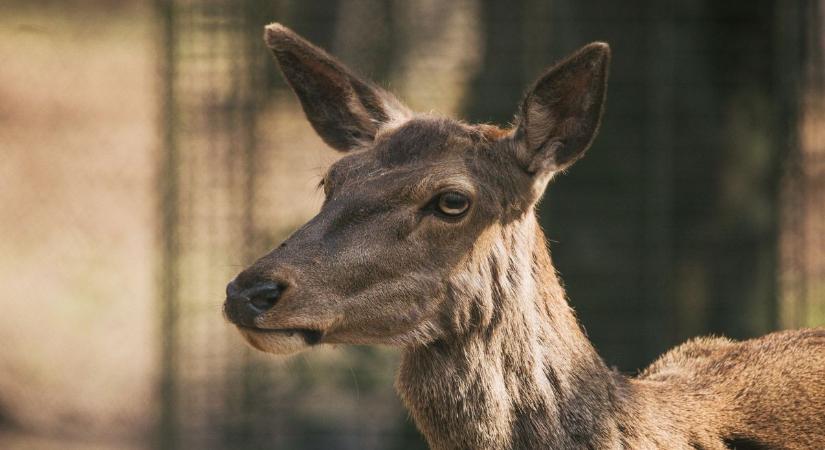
[435,192,470,217]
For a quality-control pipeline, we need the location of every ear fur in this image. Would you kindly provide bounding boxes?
[513,42,611,176]
[264,23,410,152]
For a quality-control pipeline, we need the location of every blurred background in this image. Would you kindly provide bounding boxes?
[1,0,823,448]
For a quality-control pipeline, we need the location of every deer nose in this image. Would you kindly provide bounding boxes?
[224,280,285,327]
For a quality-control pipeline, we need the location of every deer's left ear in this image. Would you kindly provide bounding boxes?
[264,23,410,152]
[512,42,610,178]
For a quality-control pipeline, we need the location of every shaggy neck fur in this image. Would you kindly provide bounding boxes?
[396,214,636,450]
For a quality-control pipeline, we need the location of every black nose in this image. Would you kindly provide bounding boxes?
[224,280,285,327]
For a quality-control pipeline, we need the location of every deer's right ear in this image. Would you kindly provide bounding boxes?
[264,23,410,152]
[511,42,610,181]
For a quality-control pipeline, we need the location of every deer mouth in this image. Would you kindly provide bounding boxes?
[235,325,324,354]
[238,325,323,343]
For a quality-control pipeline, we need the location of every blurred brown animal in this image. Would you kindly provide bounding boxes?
[223,23,825,450]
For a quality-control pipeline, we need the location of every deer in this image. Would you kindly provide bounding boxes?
[223,23,825,450]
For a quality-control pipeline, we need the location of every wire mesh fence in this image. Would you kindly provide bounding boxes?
[156,0,262,447]
[780,0,825,328]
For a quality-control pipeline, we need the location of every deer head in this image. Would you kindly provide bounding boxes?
[224,23,610,355]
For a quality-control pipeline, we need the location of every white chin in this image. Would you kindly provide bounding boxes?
[237,328,311,355]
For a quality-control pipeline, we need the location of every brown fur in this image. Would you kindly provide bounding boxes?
[224,24,825,449]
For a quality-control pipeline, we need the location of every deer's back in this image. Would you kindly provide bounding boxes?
[637,328,825,449]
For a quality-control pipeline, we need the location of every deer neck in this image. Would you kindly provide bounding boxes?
[397,214,633,450]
